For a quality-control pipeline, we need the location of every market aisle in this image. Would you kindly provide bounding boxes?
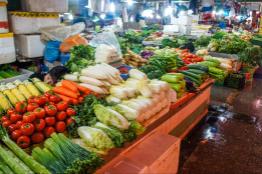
[179,78,262,174]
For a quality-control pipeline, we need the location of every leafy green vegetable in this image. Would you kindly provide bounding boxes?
[239,46,262,66]
[78,126,115,151]
[93,104,130,130]
[68,95,107,138]
[66,45,95,72]
[194,35,211,47]
[94,122,125,147]
[32,133,103,174]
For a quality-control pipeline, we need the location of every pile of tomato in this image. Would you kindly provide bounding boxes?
[177,49,204,64]
[1,92,76,148]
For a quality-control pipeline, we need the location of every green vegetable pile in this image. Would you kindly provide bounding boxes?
[208,33,251,54]
[140,48,178,79]
[67,95,108,138]
[161,36,189,48]
[194,35,211,48]
[66,45,95,72]
[32,133,103,174]
[0,65,20,80]
[239,46,262,66]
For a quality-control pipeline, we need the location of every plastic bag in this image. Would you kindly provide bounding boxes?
[44,41,61,63]
[40,22,85,42]
[90,31,122,60]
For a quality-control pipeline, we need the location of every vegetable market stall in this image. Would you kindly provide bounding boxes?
[96,79,214,174]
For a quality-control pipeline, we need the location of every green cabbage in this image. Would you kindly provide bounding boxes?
[94,104,130,130]
[112,104,139,120]
[77,126,114,151]
[94,122,124,147]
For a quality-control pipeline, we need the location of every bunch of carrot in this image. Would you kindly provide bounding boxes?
[52,80,92,105]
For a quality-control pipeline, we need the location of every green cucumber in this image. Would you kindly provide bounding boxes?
[180,71,202,81]
[188,64,209,72]
[187,69,207,75]
[0,71,12,78]
[184,75,201,86]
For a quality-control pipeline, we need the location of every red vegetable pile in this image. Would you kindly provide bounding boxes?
[0,93,76,148]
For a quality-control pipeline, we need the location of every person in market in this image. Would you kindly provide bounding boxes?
[30,66,68,85]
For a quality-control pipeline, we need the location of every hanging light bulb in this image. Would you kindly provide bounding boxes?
[127,0,134,6]
[164,6,173,17]
[141,9,154,18]
[109,2,116,13]
[100,13,106,19]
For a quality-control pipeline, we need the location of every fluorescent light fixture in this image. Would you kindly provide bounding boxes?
[164,6,173,17]
[127,0,134,6]
[109,2,116,13]
[188,10,193,15]
[218,10,224,16]
[100,13,106,19]
[156,14,161,19]
[141,9,154,18]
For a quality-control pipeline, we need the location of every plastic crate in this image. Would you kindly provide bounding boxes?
[224,73,245,89]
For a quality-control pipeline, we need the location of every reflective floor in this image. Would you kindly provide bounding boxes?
[179,78,262,174]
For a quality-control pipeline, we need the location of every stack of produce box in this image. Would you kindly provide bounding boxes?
[0,0,16,64]
[11,0,68,59]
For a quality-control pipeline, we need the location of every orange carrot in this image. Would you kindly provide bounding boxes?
[57,94,73,104]
[53,86,79,99]
[69,81,91,94]
[62,80,79,93]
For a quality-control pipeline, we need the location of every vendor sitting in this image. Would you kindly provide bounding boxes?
[30,66,68,85]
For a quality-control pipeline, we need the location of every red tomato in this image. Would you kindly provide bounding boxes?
[66,118,74,126]
[7,109,16,116]
[28,97,35,104]
[66,108,76,117]
[15,102,27,114]
[56,111,67,121]
[27,103,39,112]
[33,108,45,119]
[21,123,35,136]
[55,121,66,133]
[40,96,48,104]
[45,117,56,126]
[2,120,11,128]
[31,132,45,144]
[34,119,46,131]
[49,95,61,103]
[34,97,46,106]
[44,126,55,138]
[11,130,22,141]
[8,124,17,132]
[10,113,22,123]
[44,91,53,99]
[44,105,57,116]
[17,136,30,149]
[1,116,9,123]
[56,101,68,111]
[15,121,23,129]
[23,112,36,123]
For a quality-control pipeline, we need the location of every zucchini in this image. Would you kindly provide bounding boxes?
[180,71,202,81]
[188,64,209,72]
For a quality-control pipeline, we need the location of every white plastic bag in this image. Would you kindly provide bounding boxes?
[90,32,122,63]
[40,22,85,42]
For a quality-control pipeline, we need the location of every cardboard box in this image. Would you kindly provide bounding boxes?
[0,2,8,33]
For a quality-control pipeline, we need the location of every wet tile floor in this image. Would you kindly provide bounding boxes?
[179,78,262,174]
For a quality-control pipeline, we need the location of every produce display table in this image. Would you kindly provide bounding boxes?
[96,79,214,174]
